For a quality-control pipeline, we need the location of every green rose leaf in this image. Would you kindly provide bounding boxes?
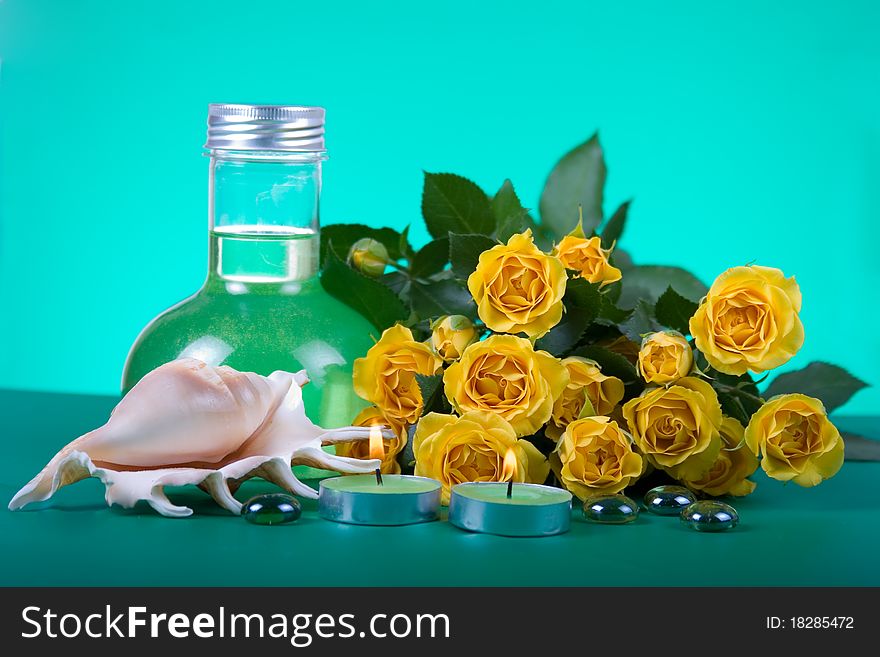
[491,179,527,217]
[655,286,699,334]
[618,265,708,308]
[380,271,410,296]
[415,372,447,415]
[449,232,498,280]
[320,245,408,331]
[602,279,623,303]
[842,433,880,462]
[763,362,869,413]
[534,279,602,355]
[716,390,753,426]
[573,344,638,384]
[539,133,606,239]
[320,223,408,266]
[495,207,533,243]
[491,179,536,242]
[610,247,633,271]
[410,278,476,321]
[620,299,662,343]
[727,380,763,422]
[410,237,450,277]
[531,225,556,252]
[597,293,632,325]
[564,277,603,310]
[396,424,419,473]
[422,172,495,239]
[600,200,631,249]
[700,356,767,425]
[534,306,593,356]
[398,225,415,260]
[695,351,760,392]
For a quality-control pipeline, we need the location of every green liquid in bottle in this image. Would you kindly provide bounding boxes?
[122,227,374,429]
[124,103,375,458]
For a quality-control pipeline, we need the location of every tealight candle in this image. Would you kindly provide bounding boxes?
[318,425,441,526]
[448,449,572,537]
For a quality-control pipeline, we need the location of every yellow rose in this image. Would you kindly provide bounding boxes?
[444,334,569,437]
[689,265,804,376]
[547,357,625,440]
[467,229,566,338]
[744,394,843,487]
[681,416,759,496]
[430,315,478,361]
[551,416,644,500]
[334,406,407,475]
[622,376,723,480]
[554,234,622,287]
[637,331,693,385]
[413,411,549,504]
[352,324,442,425]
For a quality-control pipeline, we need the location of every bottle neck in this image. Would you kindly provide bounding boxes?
[207,150,324,285]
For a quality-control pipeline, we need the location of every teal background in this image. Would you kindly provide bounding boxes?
[1,0,877,412]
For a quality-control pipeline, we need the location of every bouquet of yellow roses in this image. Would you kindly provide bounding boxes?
[320,135,868,505]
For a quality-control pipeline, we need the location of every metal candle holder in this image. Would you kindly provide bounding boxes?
[448,482,573,537]
[318,474,441,526]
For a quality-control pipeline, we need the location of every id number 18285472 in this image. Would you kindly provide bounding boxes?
[766,617,854,630]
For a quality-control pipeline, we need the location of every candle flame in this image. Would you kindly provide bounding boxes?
[501,447,517,482]
[369,424,385,461]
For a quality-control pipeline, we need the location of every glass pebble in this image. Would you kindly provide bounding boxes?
[242,493,302,525]
[582,494,639,524]
[644,485,696,516]
[681,500,739,532]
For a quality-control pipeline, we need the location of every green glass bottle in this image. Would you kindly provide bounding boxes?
[122,104,373,428]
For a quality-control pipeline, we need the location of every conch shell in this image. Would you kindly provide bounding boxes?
[8,358,387,517]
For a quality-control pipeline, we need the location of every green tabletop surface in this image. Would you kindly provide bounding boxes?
[2,389,878,587]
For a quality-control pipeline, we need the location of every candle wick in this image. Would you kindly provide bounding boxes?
[375,469,384,486]
[506,478,513,499]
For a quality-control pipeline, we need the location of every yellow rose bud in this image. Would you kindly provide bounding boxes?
[551,416,644,500]
[554,234,622,287]
[444,334,569,437]
[744,394,843,487]
[689,265,804,376]
[681,416,759,496]
[347,238,389,277]
[413,411,549,505]
[622,376,723,480]
[637,331,693,385]
[430,315,478,362]
[467,229,566,338]
[352,324,442,426]
[547,357,625,441]
[334,406,407,475]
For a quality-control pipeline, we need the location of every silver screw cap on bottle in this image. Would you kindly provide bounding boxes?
[204,103,325,152]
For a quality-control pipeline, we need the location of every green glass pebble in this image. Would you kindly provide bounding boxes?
[644,485,696,516]
[241,494,302,525]
[681,500,739,532]
[582,494,639,524]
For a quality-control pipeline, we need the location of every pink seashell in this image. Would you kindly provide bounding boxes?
[8,358,388,517]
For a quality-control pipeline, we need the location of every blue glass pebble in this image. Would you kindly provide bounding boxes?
[681,500,739,532]
[644,485,696,516]
[242,493,302,525]
[582,494,639,524]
